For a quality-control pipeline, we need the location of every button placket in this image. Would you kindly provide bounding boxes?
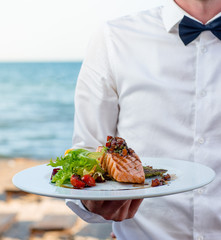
[193,33,216,240]
[195,43,208,149]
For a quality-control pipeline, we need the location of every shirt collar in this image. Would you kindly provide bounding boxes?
[162,0,221,33]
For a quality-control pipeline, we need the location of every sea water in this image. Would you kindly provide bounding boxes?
[0,62,82,160]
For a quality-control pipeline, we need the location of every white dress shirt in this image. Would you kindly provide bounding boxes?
[66,1,221,239]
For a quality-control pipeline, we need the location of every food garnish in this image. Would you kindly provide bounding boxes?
[105,136,134,156]
[48,136,173,189]
[48,148,105,187]
[143,166,167,178]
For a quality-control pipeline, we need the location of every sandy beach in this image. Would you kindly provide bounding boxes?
[0,158,112,240]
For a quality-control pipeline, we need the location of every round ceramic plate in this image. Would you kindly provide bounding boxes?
[12,157,215,200]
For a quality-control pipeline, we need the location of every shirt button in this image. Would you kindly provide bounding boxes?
[198,188,204,194]
[198,137,205,144]
[197,236,204,240]
[199,90,207,98]
[201,46,207,53]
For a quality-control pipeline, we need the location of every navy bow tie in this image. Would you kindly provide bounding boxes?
[179,15,221,45]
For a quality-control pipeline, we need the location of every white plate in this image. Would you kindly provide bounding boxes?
[12,158,215,200]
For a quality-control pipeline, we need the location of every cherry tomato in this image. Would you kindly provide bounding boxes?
[81,174,96,187]
[70,175,85,189]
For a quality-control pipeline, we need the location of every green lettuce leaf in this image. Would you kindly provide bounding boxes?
[48,149,104,186]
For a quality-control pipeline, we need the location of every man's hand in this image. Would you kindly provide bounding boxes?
[81,199,143,222]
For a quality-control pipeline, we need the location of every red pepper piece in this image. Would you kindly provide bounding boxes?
[70,175,85,189]
[81,174,96,187]
[107,136,113,141]
[163,174,171,181]
[151,178,161,187]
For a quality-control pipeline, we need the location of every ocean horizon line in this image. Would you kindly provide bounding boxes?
[0,60,83,64]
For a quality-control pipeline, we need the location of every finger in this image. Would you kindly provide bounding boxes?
[81,200,128,216]
[81,199,143,221]
[81,200,105,212]
[112,199,143,221]
[100,200,131,220]
[127,199,143,219]
[112,200,132,221]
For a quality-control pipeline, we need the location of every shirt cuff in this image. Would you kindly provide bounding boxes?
[65,199,112,224]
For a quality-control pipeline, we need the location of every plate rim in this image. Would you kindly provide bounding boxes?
[12,157,216,200]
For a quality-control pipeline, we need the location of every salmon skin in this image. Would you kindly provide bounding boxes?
[96,136,145,184]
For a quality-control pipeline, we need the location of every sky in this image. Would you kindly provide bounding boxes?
[0,0,166,61]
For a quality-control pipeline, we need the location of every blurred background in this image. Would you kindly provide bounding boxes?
[0,0,166,161]
[0,1,167,240]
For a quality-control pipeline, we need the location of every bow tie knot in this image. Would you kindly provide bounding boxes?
[204,24,213,30]
[179,15,221,45]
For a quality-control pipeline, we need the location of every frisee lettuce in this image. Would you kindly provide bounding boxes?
[48,148,104,186]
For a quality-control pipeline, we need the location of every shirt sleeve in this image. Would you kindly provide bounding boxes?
[72,23,119,151]
[66,24,119,222]
[66,199,112,223]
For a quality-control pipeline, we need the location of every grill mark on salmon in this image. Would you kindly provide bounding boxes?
[97,146,145,184]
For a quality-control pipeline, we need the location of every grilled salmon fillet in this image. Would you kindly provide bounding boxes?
[96,137,145,184]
